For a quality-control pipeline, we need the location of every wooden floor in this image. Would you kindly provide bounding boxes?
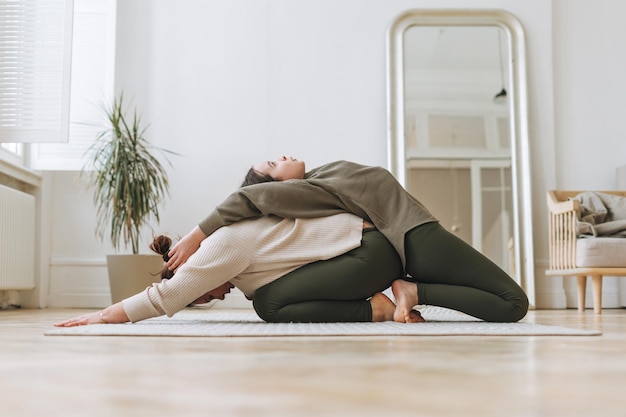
[1,308,625,417]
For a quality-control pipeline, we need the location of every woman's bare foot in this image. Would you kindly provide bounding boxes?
[391,279,420,323]
[370,292,396,322]
[407,309,425,323]
[370,292,425,323]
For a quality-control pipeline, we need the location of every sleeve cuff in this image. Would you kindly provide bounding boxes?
[121,291,163,323]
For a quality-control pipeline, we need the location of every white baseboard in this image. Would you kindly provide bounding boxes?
[46,258,255,310]
[44,257,623,311]
[46,258,111,308]
[534,259,567,309]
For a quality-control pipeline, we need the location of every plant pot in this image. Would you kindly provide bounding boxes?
[106,254,165,304]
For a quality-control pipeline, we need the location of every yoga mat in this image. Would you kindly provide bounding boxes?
[45,307,601,337]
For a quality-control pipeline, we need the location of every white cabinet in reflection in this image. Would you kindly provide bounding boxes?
[407,158,513,276]
[405,105,510,160]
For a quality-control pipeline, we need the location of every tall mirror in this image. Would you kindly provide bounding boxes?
[387,9,535,305]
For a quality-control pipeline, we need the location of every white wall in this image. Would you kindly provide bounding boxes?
[553,1,626,189]
[551,0,626,308]
[39,0,623,310]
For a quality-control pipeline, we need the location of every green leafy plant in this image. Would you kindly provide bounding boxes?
[83,93,175,254]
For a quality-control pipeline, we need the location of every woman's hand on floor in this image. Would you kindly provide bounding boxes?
[53,303,130,327]
[54,311,104,327]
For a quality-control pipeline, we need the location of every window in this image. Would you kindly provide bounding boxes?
[0,0,74,144]
[0,142,23,165]
[1,142,20,154]
[30,0,116,170]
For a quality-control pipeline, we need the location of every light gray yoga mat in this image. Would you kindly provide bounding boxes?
[45,307,601,337]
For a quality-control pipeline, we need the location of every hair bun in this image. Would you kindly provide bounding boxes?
[150,235,172,262]
[150,235,175,280]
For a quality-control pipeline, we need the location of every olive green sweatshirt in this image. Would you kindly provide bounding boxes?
[199,160,437,268]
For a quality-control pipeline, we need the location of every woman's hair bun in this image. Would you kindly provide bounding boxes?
[150,235,175,280]
[150,235,172,261]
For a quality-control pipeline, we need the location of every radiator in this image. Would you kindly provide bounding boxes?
[0,184,35,289]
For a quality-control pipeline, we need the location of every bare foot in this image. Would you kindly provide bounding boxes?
[407,309,425,323]
[370,293,396,322]
[370,292,425,323]
[391,279,419,323]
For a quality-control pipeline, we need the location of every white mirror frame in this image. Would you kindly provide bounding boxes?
[386,9,535,306]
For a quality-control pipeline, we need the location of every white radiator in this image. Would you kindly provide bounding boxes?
[0,184,35,289]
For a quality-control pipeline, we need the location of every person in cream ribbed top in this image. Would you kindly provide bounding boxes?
[123,213,364,322]
[55,212,412,327]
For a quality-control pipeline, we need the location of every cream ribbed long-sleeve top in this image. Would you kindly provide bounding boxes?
[122,213,364,322]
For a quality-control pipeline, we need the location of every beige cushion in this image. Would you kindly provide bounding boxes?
[576,237,626,267]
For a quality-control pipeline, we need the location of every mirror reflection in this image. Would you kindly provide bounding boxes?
[403,26,513,274]
[387,10,535,303]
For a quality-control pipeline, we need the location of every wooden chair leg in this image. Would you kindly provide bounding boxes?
[576,275,587,312]
[591,274,603,315]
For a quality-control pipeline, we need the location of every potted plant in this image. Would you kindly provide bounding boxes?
[83,93,175,303]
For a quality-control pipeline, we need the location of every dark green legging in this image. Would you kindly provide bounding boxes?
[405,222,528,322]
[253,229,403,322]
[253,222,528,323]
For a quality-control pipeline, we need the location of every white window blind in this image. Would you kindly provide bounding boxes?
[0,0,74,143]
[30,0,115,170]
